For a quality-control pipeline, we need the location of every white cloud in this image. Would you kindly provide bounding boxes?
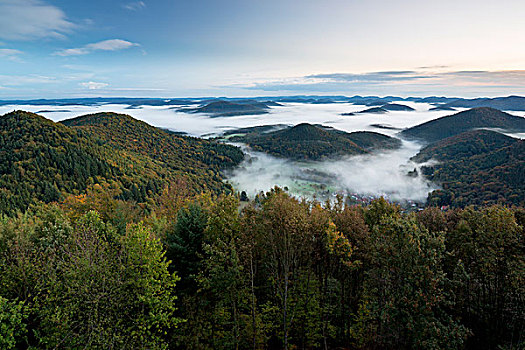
[0,0,74,40]
[86,39,138,51]
[123,1,146,11]
[0,48,22,60]
[79,81,109,90]
[240,70,525,96]
[56,48,89,56]
[55,39,139,56]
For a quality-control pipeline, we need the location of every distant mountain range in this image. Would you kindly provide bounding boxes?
[2,95,524,111]
[435,95,525,111]
[226,123,401,161]
[400,107,525,143]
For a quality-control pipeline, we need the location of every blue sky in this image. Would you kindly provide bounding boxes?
[0,0,524,98]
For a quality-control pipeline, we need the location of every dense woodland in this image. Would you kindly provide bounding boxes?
[413,129,525,207]
[179,100,277,117]
[0,186,523,349]
[231,123,401,161]
[400,107,525,143]
[0,111,243,216]
[0,109,524,349]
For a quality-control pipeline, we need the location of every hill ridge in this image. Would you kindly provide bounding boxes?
[400,107,525,143]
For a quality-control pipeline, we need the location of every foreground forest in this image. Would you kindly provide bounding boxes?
[0,184,523,349]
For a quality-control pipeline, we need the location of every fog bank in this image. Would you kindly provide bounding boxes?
[227,141,438,203]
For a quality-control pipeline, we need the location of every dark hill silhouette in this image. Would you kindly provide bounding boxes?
[356,107,388,114]
[400,107,525,143]
[381,103,415,111]
[429,105,456,111]
[230,123,401,161]
[438,95,525,111]
[179,100,274,117]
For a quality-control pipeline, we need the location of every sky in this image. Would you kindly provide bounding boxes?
[0,0,524,99]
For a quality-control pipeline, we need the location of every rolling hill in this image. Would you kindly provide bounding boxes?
[179,100,276,117]
[411,129,524,207]
[356,107,388,114]
[437,95,525,111]
[412,129,518,163]
[0,110,243,215]
[400,107,525,143]
[229,123,401,161]
[429,105,456,111]
[381,103,415,111]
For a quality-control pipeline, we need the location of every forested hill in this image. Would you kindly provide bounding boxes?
[437,95,525,111]
[412,129,524,207]
[230,123,401,160]
[400,107,525,143]
[412,129,518,163]
[178,100,275,117]
[0,111,243,215]
[61,112,244,173]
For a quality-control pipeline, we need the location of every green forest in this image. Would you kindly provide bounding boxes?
[0,110,524,349]
[230,123,401,161]
[0,187,523,349]
[413,129,525,207]
[0,111,244,216]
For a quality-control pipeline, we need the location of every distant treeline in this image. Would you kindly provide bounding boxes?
[1,185,523,349]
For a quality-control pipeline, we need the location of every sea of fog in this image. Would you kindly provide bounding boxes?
[2,101,516,203]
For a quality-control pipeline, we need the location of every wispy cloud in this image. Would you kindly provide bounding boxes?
[55,39,140,56]
[123,1,146,11]
[0,0,74,40]
[238,70,525,96]
[306,71,435,83]
[79,81,109,90]
[0,48,23,61]
[0,74,56,86]
[417,65,450,70]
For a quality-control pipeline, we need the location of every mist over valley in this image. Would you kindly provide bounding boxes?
[2,99,523,206]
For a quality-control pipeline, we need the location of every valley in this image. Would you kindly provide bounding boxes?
[2,98,523,208]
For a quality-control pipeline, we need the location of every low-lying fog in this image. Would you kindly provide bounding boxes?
[0,101,454,138]
[3,101,517,204]
[227,141,438,203]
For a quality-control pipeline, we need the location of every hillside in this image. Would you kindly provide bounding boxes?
[381,103,415,111]
[62,112,244,190]
[411,129,524,207]
[0,111,162,215]
[400,107,525,143]
[179,100,274,117]
[230,123,401,160]
[343,103,414,115]
[62,112,243,171]
[344,130,402,150]
[356,107,388,114]
[438,95,525,111]
[429,105,456,111]
[412,129,518,163]
[0,111,243,215]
